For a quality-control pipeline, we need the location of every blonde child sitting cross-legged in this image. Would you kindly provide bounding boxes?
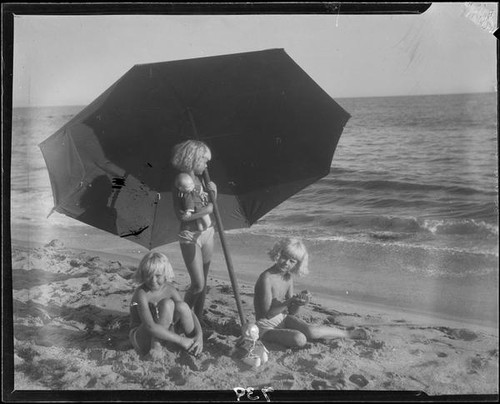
[253,238,368,348]
[129,251,203,357]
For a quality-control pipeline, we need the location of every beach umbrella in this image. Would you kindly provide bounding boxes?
[39,48,350,324]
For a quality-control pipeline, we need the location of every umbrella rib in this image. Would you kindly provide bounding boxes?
[54,67,131,136]
[50,163,112,218]
[167,59,245,134]
[189,57,248,107]
[48,182,85,217]
[147,193,162,250]
[66,130,87,184]
[167,82,187,107]
[165,83,201,140]
[48,131,88,215]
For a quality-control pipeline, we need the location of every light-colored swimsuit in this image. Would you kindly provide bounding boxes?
[256,313,287,337]
[177,226,214,258]
[173,176,215,263]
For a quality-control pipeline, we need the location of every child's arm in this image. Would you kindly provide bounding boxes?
[187,311,203,356]
[206,181,217,200]
[179,204,213,222]
[168,285,203,355]
[254,274,298,319]
[180,209,194,220]
[177,193,195,220]
[169,286,184,303]
[173,189,213,222]
[283,282,302,315]
[254,274,274,320]
[287,286,310,315]
[287,299,301,315]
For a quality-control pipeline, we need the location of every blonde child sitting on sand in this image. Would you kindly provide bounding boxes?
[253,238,368,348]
[175,172,212,232]
[129,252,203,357]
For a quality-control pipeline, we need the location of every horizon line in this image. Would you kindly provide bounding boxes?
[11,90,497,109]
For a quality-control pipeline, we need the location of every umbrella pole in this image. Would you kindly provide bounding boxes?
[203,170,247,327]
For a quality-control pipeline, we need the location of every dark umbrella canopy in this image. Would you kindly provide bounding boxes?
[40,49,350,249]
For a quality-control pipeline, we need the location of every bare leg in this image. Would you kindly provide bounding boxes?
[192,231,214,321]
[194,230,214,321]
[153,299,197,353]
[193,261,210,322]
[150,299,176,354]
[131,325,153,355]
[174,301,196,337]
[157,298,175,327]
[132,299,175,355]
[285,315,351,340]
[260,328,308,348]
[180,242,205,318]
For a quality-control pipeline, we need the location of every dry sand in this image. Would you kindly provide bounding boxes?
[8,238,499,397]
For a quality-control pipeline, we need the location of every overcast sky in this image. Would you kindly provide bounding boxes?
[12,3,497,107]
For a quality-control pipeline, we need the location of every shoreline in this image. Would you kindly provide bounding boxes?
[10,234,498,336]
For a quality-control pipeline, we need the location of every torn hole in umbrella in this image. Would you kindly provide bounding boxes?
[120,226,149,238]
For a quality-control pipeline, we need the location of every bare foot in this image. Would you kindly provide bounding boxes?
[349,328,369,340]
[149,341,165,361]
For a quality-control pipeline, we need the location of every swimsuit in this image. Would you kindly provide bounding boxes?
[173,176,215,263]
[256,313,287,337]
[177,226,215,262]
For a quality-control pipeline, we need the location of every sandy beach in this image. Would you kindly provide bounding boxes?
[8,232,499,397]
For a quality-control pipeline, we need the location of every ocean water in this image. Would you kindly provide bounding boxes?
[10,92,499,327]
[253,93,498,254]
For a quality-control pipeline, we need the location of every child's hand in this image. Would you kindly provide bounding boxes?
[181,211,192,219]
[188,334,203,356]
[298,290,312,304]
[180,336,195,351]
[291,290,312,306]
[289,295,307,307]
[206,181,217,193]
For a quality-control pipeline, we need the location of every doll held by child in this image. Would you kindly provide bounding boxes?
[175,172,212,232]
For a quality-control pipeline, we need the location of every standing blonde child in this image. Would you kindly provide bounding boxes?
[254,238,368,348]
[129,252,203,357]
[171,140,217,322]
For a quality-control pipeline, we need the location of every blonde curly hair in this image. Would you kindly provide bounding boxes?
[268,238,309,277]
[171,140,212,173]
[134,251,174,284]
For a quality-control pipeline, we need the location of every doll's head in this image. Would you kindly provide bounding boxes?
[175,173,195,193]
[241,322,260,341]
